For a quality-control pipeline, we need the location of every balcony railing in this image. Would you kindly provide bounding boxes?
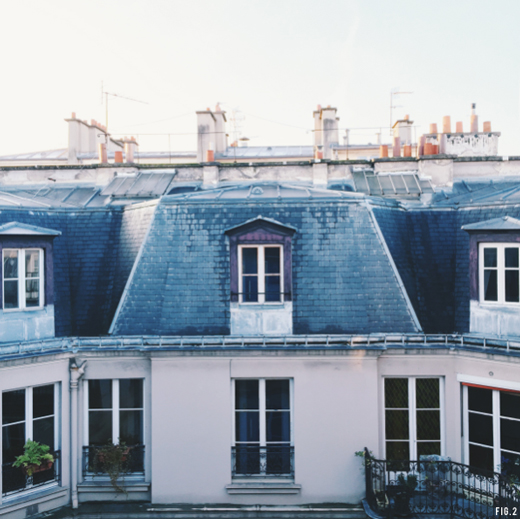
[231,445,294,478]
[82,444,145,478]
[364,448,520,518]
[2,450,60,497]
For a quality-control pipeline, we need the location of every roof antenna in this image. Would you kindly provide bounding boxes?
[101,81,149,131]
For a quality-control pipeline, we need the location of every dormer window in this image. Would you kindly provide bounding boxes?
[480,244,520,303]
[3,248,44,310]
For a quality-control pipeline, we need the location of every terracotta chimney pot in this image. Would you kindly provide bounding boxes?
[403,144,412,157]
[483,121,492,132]
[114,151,123,163]
[429,123,438,134]
[456,121,463,133]
[379,145,389,158]
[206,150,215,162]
[442,116,451,133]
[71,112,76,119]
[424,142,433,155]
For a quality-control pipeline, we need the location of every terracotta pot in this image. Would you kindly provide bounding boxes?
[22,460,53,476]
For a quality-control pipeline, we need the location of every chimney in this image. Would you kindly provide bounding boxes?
[114,151,123,163]
[456,121,463,133]
[65,112,85,164]
[392,136,401,158]
[379,145,388,158]
[206,149,215,162]
[442,116,451,133]
[320,106,339,160]
[429,123,438,134]
[196,108,217,162]
[393,116,413,145]
[98,143,108,163]
[403,144,412,157]
[483,121,492,132]
[213,103,227,153]
[124,137,137,163]
[470,103,478,133]
[424,142,434,155]
[313,105,322,148]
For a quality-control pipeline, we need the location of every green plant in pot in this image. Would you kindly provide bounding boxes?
[392,474,418,516]
[92,441,131,494]
[13,440,54,476]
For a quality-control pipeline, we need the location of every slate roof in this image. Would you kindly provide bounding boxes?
[461,216,520,231]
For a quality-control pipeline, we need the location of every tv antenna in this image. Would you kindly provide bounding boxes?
[101,81,149,131]
[390,90,413,135]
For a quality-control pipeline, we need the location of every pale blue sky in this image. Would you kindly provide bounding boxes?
[1,0,519,154]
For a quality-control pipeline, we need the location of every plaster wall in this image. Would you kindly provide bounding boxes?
[469,300,520,336]
[442,133,499,157]
[230,302,293,335]
[0,305,55,342]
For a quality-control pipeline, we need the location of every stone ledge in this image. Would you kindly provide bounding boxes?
[0,485,68,514]
[226,481,301,494]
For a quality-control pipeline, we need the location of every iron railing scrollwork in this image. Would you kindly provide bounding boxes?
[1,450,60,497]
[364,447,520,518]
[82,444,145,478]
[232,445,294,478]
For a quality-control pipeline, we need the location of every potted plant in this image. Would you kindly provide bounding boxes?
[13,440,54,476]
[92,441,131,494]
[391,474,418,517]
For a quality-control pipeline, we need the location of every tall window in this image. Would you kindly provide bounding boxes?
[233,379,293,477]
[384,378,443,460]
[464,385,520,477]
[87,379,143,446]
[3,249,44,309]
[239,245,283,303]
[480,244,520,303]
[2,384,58,495]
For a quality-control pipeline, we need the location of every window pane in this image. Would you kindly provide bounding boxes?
[264,247,280,274]
[2,389,25,424]
[4,279,19,308]
[417,410,440,440]
[501,392,520,420]
[3,250,18,278]
[484,270,498,301]
[89,380,112,409]
[470,444,494,472]
[25,279,40,307]
[266,411,290,442]
[385,410,409,440]
[484,248,497,267]
[120,379,143,409]
[33,384,54,418]
[266,380,290,410]
[506,248,519,268]
[235,380,259,409]
[501,418,520,453]
[505,270,520,302]
[242,276,258,302]
[89,410,112,444]
[469,413,493,446]
[418,442,441,457]
[242,248,258,274]
[33,416,54,451]
[235,411,259,442]
[386,441,409,461]
[265,275,281,302]
[120,410,143,444]
[25,250,40,278]
[416,379,439,408]
[2,423,25,462]
[468,387,492,414]
[385,378,408,408]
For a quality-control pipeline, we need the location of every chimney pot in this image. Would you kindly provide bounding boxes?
[114,151,124,163]
[206,107,211,111]
[442,116,451,133]
[483,121,492,132]
[424,142,433,155]
[429,123,438,134]
[456,121,463,133]
[379,145,389,158]
[98,143,108,163]
[404,114,409,120]
[206,149,215,162]
[403,144,412,157]
[317,104,321,111]
[71,112,76,119]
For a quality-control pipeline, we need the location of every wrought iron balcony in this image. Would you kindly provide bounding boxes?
[82,444,145,478]
[2,450,60,497]
[231,445,294,478]
[364,448,520,518]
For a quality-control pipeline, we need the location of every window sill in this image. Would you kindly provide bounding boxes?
[1,484,67,512]
[226,480,301,495]
[3,306,45,313]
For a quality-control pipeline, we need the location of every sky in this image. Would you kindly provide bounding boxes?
[1,0,520,155]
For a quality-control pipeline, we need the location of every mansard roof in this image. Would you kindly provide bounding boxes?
[461,216,520,231]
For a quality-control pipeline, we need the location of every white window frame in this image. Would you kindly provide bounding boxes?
[84,379,145,447]
[238,245,284,304]
[383,377,445,460]
[2,383,61,497]
[2,248,44,311]
[462,385,520,473]
[479,243,520,305]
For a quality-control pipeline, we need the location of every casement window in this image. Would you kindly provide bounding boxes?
[239,245,283,303]
[384,378,444,460]
[85,379,144,475]
[480,243,520,303]
[2,383,60,496]
[463,385,520,477]
[232,379,293,477]
[2,249,44,310]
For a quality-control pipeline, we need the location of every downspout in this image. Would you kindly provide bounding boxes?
[70,358,86,509]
